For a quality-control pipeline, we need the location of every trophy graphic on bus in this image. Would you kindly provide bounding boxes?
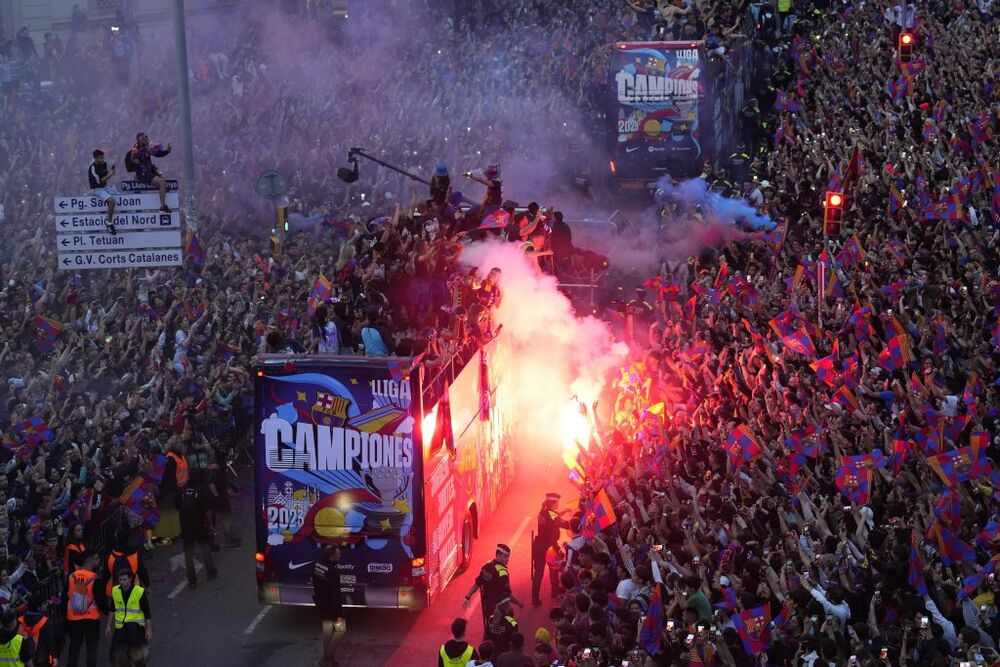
[363,467,411,536]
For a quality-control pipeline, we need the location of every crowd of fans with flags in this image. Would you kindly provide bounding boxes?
[483,1,1000,666]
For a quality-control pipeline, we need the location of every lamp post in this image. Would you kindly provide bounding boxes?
[172,0,198,229]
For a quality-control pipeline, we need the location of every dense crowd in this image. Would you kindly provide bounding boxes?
[452,1,1000,666]
[0,0,745,662]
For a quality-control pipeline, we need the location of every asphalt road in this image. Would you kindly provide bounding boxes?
[139,457,573,666]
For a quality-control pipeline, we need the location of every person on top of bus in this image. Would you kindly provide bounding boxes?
[464,164,502,216]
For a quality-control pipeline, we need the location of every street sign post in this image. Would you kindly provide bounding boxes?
[58,249,184,270]
[53,192,180,214]
[119,179,180,193]
[55,211,180,232]
[56,230,182,252]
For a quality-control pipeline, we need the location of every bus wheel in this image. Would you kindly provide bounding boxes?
[459,513,473,572]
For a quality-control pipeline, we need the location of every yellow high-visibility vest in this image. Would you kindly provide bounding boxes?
[112,584,147,629]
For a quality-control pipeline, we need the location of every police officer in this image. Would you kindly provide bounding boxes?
[531,493,570,606]
[462,544,523,635]
[484,598,518,655]
[0,610,33,667]
[728,143,752,186]
[311,544,345,667]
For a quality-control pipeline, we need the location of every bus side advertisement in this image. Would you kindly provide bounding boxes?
[610,41,707,186]
[254,358,427,609]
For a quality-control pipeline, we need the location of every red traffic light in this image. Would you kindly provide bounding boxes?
[900,33,913,45]
[827,192,843,207]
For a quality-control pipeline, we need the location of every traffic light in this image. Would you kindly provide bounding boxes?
[823,192,844,236]
[898,32,914,63]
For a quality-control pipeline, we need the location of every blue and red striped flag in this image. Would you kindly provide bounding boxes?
[975,520,1000,550]
[185,230,205,267]
[970,112,994,145]
[992,169,1000,222]
[959,554,1000,600]
[733,604,772,655]
[934,489,962,530]
[35,315,62,354]
[878,335,909,372]
[810,349,840,388]
[887,182,905,216]
[891,438,910,475]
[727,425,763,469]
[307,274,333,317]
[836,456,872,504]
[932,316,948,356]
[780,327,816,358]
[926,522,976,566]
[926,444,992,486]
[638,586,663,655]
[831,386,860,414]
[922,119,937,144]
[886,76,909,103]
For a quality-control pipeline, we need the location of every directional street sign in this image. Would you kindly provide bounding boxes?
[58,249,184,270]
[55,211,180,232]
[56,230,182,252]
[53,192,179,214]
[119,179,179,193]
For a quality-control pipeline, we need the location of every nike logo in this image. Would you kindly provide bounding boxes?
[288,560,314,571]
[625,147,640,153]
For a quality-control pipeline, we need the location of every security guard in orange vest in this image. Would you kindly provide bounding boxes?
[0,610,34,667]
[165,446,189,489]
[66,552,102,667]
[106,567,152,667]
[17,600,56,666]
[462,544,523,635]
[103,529,150,599]
[438,618,479,667]
[531,492,569,606]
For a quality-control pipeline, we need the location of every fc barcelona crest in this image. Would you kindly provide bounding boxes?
[311,391,351,427]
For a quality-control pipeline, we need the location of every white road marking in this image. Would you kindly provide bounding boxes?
[244,605,272,634]
[508,515,532,550]
[462,514,533,621]
[166,562,203,600]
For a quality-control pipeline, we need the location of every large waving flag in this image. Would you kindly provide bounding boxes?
[835,456,872,504]
[582,487,618,537]
[908,533,928,595]
[35,315,63,354]
[780,327,816,358]
[959,554,1000,600]
[185,230,205,267]
[727,424,763,469]
[878,335,909,372]
[307,274,333,317]
[926,444,992,486]
[926,522,976,566]
[638,586,663,655]
[934,489,962,530]
[810,352,840,388]
[733,604,772,655]
[118,477,160,527]
[831,386,860,414]
[891,438,910,475]
[975,520,1000,550]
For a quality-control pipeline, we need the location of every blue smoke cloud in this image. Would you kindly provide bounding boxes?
[654,177,776,230]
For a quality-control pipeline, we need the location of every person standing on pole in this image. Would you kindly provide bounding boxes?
[126,132,172,213]
[531,492,569,607]
[462,544,524,635]
[106,566,152,667]
[311,544,345,667]
[88,149,118,235]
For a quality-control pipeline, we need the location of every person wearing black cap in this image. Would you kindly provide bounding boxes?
[531,492,570,607]
[0,609,34,666]
[462,544,523,635]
